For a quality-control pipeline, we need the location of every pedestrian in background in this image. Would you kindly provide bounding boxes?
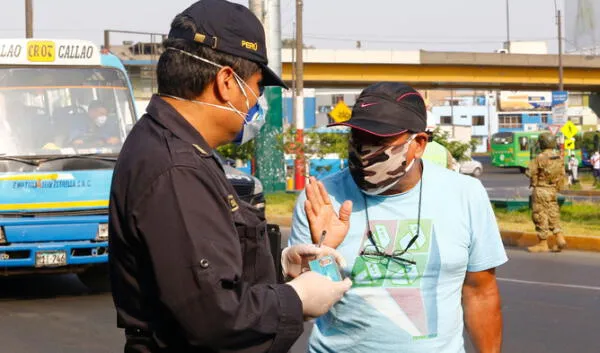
[591,151,600,185]
[568,153,579,185]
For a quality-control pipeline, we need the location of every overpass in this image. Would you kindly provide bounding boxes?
[280,49,600,91]
[113,45,600,91]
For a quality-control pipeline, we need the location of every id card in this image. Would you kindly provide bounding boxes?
[309,255,343,282]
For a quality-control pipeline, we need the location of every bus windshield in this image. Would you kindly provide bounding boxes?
[491,132,514,145]
[0,67,135,157]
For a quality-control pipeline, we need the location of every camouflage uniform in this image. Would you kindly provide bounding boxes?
[527,133,567,252]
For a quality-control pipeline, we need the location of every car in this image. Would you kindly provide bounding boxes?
[458,157,484,177]
[213,152,266,213]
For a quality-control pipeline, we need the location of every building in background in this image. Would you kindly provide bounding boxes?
[431,92,497,153]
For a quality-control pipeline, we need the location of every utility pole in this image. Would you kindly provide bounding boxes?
[25,0,33,38]
[557,9,564,91]
[505,0,510,51]
[248,0,263,22]
[487,91,492,152]
[293,0,305,191]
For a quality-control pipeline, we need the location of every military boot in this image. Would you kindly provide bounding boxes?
[555,234,567,250]
[527,240,550,253]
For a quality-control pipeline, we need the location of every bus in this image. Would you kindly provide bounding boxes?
[0,39,137,290]
[490,130,582,172]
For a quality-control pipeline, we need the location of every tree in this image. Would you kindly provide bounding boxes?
[582,131,600,155]
[431,128,477,162]
[217,127,478,173]
[216,140,255,162]
[280,128,348,159]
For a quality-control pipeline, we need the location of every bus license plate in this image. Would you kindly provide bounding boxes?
[35,251,67,267]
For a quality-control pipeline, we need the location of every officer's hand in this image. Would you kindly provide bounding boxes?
[286,271,352,320]
[281,244,347,278]
[304,177,353,249]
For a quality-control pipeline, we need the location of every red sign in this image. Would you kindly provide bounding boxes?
[549,125,560,136]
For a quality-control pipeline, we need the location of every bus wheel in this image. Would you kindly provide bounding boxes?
[519,167,527,174]
[78,264,110,293]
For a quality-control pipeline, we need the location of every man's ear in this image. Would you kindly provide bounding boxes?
[213,66,237,103]
[412,132,429,159]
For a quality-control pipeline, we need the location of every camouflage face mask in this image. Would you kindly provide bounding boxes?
[349,134,416,195]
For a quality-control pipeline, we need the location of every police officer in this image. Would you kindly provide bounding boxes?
[108,1,351,352]
[527,132,567,253]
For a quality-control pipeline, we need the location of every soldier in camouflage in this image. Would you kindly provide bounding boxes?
[527,133,567,253]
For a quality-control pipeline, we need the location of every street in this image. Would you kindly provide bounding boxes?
[475,156,599,203]
[1,243,599,352]
[476,156,531,200]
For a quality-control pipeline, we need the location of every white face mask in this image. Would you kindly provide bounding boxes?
[94,115,107,127]
[163,47,267,145]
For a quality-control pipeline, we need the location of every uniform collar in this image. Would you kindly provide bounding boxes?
[145,94,213,156]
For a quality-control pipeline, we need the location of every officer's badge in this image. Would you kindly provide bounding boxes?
[227,195,239,212]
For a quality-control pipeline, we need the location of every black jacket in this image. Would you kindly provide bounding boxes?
[108,95,303,353]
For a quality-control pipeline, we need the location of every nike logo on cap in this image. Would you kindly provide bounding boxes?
[360,102,379,108]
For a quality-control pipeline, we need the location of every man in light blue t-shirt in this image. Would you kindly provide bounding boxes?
[290,82,507,353]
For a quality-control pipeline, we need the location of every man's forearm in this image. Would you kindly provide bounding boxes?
[463,288,503,353]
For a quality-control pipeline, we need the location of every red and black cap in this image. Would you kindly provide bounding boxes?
[168,0,287,88]
[329,82,427,137]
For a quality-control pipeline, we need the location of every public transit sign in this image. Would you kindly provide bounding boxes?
[0,39,101,66]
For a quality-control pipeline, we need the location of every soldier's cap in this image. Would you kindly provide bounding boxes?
[328,82,427,137]
[168,0,287,88]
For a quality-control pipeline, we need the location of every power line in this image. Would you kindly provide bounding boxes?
[281,34,561,46]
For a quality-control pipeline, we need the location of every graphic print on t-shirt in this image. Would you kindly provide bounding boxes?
[350,219,441,339]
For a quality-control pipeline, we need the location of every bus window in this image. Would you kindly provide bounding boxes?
[0,67,135,156]
[519,136,529,151]
[530,138,540,158]
[492,132,513,145]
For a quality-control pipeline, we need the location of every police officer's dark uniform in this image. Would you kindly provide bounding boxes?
[108,1,303,352]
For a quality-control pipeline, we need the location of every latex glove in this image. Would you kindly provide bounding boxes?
[281,243,347,279]
[286,271,352,319]
[304,177,353,249]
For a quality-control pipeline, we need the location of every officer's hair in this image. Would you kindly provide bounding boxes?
[157,14,261,100]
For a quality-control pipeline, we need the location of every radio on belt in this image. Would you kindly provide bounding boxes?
[308,230,343,281]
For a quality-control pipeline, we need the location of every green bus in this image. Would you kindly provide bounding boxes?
[490,131,582,172]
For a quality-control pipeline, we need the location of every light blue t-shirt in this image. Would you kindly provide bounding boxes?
[289,160,508,353]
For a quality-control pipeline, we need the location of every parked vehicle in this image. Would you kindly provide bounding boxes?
[214,153,265,213]
[459,158,484,177]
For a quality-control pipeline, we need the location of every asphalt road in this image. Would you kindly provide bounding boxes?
[475,155,599,202]
[476,155,531,200]
[1,229,599,353]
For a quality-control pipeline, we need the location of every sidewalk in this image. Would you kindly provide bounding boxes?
[268,215,600,252]
[559,181,600,197]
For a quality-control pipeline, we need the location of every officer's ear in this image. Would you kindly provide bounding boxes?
[213,66,238,103]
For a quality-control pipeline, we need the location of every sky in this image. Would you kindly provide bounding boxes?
[0,0,580,53]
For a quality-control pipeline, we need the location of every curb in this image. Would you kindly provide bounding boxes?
[268,215,600,252]
[560,189,600,197]
[500,230,600,252]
